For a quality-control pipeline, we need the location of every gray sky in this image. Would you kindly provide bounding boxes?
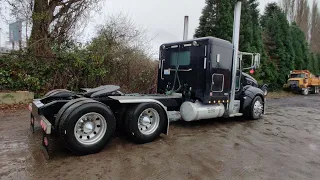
[84,0,277,56]
[0,0,278,54]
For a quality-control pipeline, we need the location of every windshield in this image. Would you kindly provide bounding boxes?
[290,74,305,78]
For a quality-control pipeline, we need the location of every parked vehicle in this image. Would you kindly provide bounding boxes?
[283,70,320,95]
[28,1,267,158]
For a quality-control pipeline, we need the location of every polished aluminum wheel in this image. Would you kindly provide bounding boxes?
[253,100,263,117]
[74,112,107,145]
[138,108,160,135]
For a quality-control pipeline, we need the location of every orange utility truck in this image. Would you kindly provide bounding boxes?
[283,70,320,95]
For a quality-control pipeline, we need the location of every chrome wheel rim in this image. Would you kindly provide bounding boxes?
[253,100,263,117]
[138,108,160,135]
[74,112,107,145]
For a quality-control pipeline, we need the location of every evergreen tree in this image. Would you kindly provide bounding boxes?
[261,3,295,88]
[290,23,307,69]
[194,1,320,90]
[310,53,318,74]
[194,0,234,42]
[317,54,320,73]
[195,0,273,87]
[312,53,320,74]
[238,0,268,83]
[194,0,216,38]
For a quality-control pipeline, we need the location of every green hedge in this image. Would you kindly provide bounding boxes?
[0,51,158,96]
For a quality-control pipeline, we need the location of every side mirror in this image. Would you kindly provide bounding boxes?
[253,54,260,68]
[239,52,260,70]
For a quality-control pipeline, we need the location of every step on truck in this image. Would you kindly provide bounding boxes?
[29,1,267,158]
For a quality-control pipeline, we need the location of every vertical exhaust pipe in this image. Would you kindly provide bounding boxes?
[229,1,242,115]
[183,16,189,40]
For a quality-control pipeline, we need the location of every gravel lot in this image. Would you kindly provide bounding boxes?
[1,95,320,180]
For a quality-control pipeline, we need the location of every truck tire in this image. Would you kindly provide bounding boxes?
[248,96,264,120]
[54,98,96,135]
[124,103,166,144]
[58,100,116,155]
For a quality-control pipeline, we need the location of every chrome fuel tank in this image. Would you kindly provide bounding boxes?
[180,101,225,121]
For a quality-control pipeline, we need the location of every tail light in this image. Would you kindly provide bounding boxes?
[43,136,48,146]
[40,120,47,131]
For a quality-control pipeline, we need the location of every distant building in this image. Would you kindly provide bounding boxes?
[0,47,11,54]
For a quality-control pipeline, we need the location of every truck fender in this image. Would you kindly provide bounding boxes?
[109,97,170,135]
[240,86,265,114]
[43,89,76,99]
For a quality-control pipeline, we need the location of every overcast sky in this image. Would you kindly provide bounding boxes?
[0,0,277,53]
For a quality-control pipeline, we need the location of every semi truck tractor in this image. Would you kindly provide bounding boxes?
[28,1,267,158]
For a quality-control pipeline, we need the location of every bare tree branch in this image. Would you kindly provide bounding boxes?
[2,0,102,55]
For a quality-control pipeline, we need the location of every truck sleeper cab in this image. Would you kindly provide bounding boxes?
[158,37,266,121]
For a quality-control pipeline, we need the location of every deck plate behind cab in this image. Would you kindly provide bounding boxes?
[83,85,120,97]
[109,94,182,101]
[109,94,183,111]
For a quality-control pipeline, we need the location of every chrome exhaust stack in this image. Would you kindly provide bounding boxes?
[183,16,189,40]
[229,1,242,115]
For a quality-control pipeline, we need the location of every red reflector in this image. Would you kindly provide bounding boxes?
[40,120,47,131]
[250,69,255,74]
[44,137,48,146]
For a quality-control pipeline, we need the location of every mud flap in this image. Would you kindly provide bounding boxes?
[30,114,35,133]
[39,117,53,160]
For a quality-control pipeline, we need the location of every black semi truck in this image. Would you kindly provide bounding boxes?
[29,1,267,158]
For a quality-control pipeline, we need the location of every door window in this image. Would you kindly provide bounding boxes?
[211,74,224,92]
[235,76,240,91]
